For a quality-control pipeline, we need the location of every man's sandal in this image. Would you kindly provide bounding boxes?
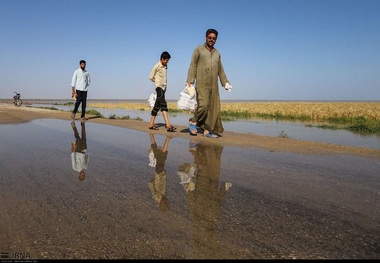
[149,125,159,130]
[189,122,197,136]
[203,132,218,138]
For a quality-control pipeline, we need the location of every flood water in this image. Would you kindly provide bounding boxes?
[0,118,379,259]
[30,103,380,150]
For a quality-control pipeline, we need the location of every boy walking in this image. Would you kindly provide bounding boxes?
[148,51,176,132]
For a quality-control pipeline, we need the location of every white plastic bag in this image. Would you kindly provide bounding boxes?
[177,164,197,185]
[177,85,197,110]
[148,93,156,107]
[148,149,157,167]
[224,82,232,92]
[184,84,196,97]
[177,163,198,192]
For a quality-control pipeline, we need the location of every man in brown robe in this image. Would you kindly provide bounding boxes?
[186,28,231,138]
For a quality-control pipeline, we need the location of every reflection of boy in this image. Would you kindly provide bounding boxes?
[147,134,171,211]
[71,122,89,181]
[148,170,168,211]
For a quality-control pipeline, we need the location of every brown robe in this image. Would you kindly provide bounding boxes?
[187,44,229,134]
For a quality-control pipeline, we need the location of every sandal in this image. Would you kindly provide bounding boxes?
[203,132,218,138]
[189,122,197,136]
[166,126,177,132]
[149,125,159,130]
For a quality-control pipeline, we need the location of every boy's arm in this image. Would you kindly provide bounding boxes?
[148,64,157,83]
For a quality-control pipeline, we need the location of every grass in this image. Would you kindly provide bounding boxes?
[37,106,60,111]
[219,101,380,135]
[86,109,104,118]
[109,114,143,121]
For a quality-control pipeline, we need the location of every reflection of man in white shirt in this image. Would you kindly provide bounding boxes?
[71,122,89,181]
[71,152,89,172]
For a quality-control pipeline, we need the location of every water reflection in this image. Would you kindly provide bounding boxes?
[177,147,197,193]
[0,118,378,258]
[147,134,171,212]
[70,121,90,181]
[178,140,232,257]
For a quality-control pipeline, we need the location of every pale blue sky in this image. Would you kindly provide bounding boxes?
[1,0,379,101]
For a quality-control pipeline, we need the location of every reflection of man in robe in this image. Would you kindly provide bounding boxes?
[71,122,89,181]
[177,141,232,258]
[177,140,198,193]
[147,134,171,212]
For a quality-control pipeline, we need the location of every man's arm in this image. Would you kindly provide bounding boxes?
[218,55,228,86]
[71,86,76,98]
[186,47,199,84]
[71,70,77,96]
[87,72,91,86]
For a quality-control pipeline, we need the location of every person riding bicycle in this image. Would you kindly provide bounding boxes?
[13,92,20,100]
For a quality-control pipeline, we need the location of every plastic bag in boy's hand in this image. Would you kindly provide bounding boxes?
[224,82,232,92]
[148,93,157,107]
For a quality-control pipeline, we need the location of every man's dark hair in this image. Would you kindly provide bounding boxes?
[80,60,86,64]
[160,51,171,60]
[206,29,218,38]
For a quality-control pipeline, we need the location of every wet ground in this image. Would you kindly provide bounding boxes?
[0,118,379,259]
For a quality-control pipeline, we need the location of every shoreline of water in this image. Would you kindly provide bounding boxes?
[24,102,380,150]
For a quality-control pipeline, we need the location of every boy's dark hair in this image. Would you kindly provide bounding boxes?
[80,60,86,64]
[206,28,218,38]
[160,51,171,60]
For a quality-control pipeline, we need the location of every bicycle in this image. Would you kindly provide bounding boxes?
[13,92,22,107]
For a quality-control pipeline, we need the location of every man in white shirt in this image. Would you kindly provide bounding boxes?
[71,60,91,121]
